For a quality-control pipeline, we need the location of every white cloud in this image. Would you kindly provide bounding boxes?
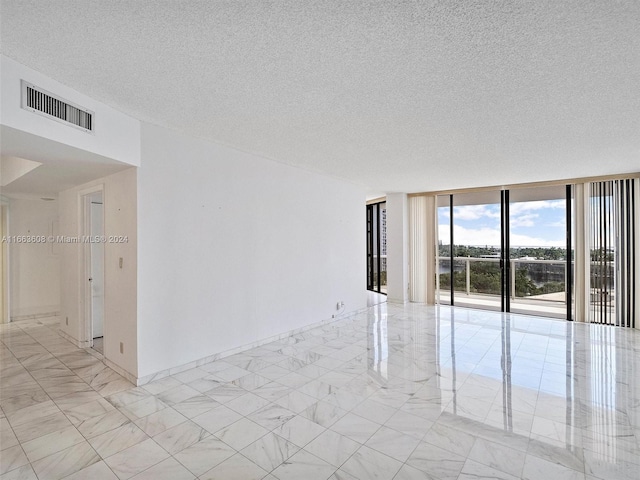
[510,213,538,227]
[509,200,564,215]
[453,205,500,221]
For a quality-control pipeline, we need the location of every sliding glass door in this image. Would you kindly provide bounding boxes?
[438,186,573,319]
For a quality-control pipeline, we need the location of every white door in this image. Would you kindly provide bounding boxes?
[90,200,104,338]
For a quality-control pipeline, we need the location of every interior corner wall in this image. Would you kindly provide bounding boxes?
[8,198,60,319]
[58,167,137,377]
[136,123,366,379]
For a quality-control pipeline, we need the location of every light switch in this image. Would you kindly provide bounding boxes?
[119,257,123,268]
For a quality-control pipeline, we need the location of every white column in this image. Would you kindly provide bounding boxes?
[386,193,409,304]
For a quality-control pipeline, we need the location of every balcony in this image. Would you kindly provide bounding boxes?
[438,257,574,319]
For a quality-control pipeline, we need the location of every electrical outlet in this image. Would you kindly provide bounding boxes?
[120,342,124,354]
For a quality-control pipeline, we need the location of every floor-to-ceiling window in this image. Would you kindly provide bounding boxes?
[366,201,387,294]
[437,186,573,319]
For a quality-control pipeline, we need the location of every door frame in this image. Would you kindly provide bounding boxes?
[79,185,104,347]
[439,186,573,319]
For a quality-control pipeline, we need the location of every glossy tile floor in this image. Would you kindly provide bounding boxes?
[1,304,639,479]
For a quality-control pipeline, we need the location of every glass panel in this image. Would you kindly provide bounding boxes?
[450,191,502,311]
[509,186,568,319]
[437,196,451,305]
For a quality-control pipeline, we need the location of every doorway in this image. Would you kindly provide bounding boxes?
[84,191,104,352]
[437,185,573,320]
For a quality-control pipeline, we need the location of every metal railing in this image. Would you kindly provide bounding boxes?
[439,256,569,302]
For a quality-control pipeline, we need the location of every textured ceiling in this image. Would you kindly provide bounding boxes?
[1,1,639,194]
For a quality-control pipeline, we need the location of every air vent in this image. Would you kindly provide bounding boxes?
[21,81,94,133]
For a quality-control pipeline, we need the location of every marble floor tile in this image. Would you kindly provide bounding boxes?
[300,400,348,428]
[185,376,224,394]
[522,454,586,480]
[120,396,169,421]
[52,390,103,411]
[172,437,235,476]
[152,421,209,455]
[213,417,269,450]
[469,438,525,476]
[192,404,243,434]
[0,464,38,480]
[303,429,360,467]
[134,407,187,437]
[21,426,85,463]
[340,445,403,480]
[274,390,318,413]
[351,398,397,424]
[63,398,115,426]
[240,432,300,472]
[12,412,72,444]
[364,426,421,462]
[273,414,326,448]
[0,419,19,450]
[459,458,520,480]
[88,423,149,458]
[247,403,296,431]
[224,392,271,416]
[270,449,337,480]
[406,442,466,480]
[30,441,100,480]
[156,385,200,406]
[204,383,248,404]
[106,387,153,409]
[199,452,267,480]
[140,377,182,396]
[383,409,433,441]
[130,457,194,480]
[0,445,29,476]
[103,438,169,480]
[422,421,477,457]
[62,461,119,480]
[330,412,381,444]
[76,409,132,439]
[172,394,220,419]
[5,400,60,427]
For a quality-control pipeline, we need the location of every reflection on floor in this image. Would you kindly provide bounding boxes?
[92,337,104,355]
[1,306,638,479]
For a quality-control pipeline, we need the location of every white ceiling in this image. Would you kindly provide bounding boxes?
[1,1,639,194]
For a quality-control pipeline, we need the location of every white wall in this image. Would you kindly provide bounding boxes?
[386,193,409,304]
[58,168,137,376]
[0,55,140,167]
[8,198,60,319]
[137,123,366,378]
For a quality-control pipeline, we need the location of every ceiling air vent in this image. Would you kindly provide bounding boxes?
[21,80,94,133]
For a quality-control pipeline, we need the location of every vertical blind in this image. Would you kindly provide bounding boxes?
[589,179,636,327]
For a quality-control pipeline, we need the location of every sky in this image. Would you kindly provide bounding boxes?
[438,200,566,247]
